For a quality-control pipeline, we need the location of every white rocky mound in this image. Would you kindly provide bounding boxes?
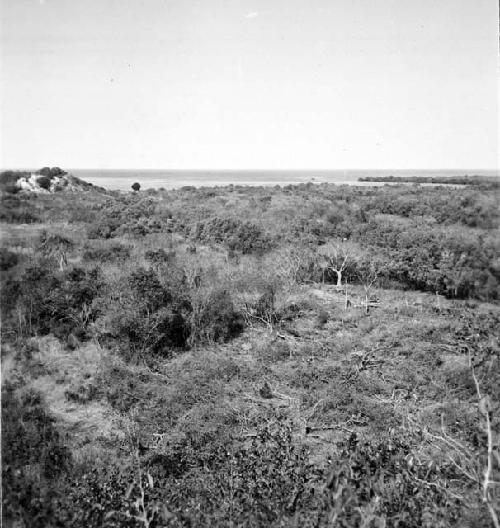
[16,173,96,193]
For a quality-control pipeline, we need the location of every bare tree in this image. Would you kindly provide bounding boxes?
[318,239,359,288]
[271,245,315,293]
[357,259,382,313]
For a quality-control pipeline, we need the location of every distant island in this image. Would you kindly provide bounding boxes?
[358,174,499,187]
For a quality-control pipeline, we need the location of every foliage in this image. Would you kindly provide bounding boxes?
[105,267,192,357]
[36,166,67,178]
[190,288,244,344]
[0,248,19,271]
[37,176,52,190]
[4,263,104,340]
[317,431,464,527]
[353,220,500,300]
[2,384,71,528]
[0,170,27,193]
[83,242,131,262]
[0,193,41,222]
[144,247,173,262]
[191,217,274,254]
[88,197,165,239]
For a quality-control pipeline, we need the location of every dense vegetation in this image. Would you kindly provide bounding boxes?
[358,175,500,188]
[1,177,499,527]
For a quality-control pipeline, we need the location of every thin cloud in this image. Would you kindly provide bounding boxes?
[244,11,259,19]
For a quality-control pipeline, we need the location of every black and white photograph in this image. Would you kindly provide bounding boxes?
[1,0,499,526]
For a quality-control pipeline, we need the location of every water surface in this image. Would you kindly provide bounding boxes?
[71,169,498,191]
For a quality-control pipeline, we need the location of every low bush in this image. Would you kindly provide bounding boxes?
[0,248,19,271]
[87,220,120,239]
[191,289,244,344]
[191,217,274,254]
[83,243,131,263]
[0,194,41,223]
[104,267,192,357]
[145,248,176,267]
[0,170,28,193]
[316,431,465,527]
[37,176,52,190]
[255,339,291,362]
[141,416,316,527]
[6,262,104,340]
[36,167,67,178]
[2,384,71,528]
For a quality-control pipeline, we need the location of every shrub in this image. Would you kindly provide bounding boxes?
[140,416,316,527]
[0,170,28,192]
[82,243,131,263]
[87,221,117,239]
[116,220,149,237]
[36,167,67,178]
[2,384,71,527]
[352,220,500,300]
[111,305,190,358]
[86,198,163,239]
[316,431,464,527]
[145,248,176,267]
[0,194,41,223]
[256,339,291,362]
[129,267,172,310]
[191,289,244,344]
[105,268,192,357]
[49,167,66,177]
[0,249,19,271]
[37,176,52,190]
[8,263,104,340]
[37,167,51,176]
[192,217,274,254]
[316,308,329,327]
[64,460,137,528]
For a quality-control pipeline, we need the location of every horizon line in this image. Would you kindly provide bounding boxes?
[3,167,499,173]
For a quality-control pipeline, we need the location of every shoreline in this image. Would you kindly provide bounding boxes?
[71,169,498,192]
[78,176,475,192]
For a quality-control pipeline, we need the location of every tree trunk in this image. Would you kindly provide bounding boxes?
[336,270,342,287]
[344,278,349,309]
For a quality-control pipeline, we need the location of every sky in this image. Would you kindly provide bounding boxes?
[1,0,498,170]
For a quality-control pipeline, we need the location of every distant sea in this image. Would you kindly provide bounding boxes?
[71,169,499,191]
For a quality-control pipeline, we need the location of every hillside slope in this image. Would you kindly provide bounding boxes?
[1,181,499,527]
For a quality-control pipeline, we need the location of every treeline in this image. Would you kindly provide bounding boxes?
[358,174,499,188]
